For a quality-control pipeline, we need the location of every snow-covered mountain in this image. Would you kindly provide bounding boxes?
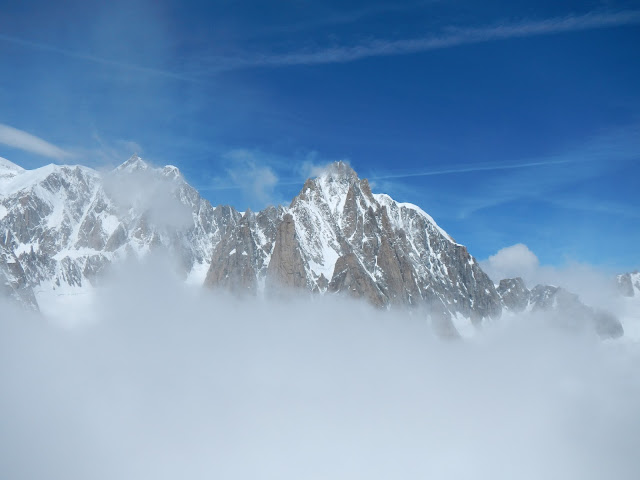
[204,161,500,322]
[0,155,625,337]
[0,155,239,312]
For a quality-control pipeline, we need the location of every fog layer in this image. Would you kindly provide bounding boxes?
[1,261,639,479]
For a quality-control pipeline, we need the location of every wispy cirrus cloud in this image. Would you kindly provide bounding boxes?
[253,1,434,37]
[4,9,638,78]
[0,123,72,160]
[208,9,640,71]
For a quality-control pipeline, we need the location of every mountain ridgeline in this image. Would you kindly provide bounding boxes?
[0,156,624,337]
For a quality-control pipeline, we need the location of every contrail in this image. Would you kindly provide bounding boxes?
[199,179,303,191]
[369,158,579,180]
[0,33,197,83]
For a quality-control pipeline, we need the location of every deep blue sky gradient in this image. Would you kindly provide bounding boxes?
[1,0,639,270]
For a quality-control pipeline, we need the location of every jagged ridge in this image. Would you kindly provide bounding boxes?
[497,277,623,338]
[1,155,621,338]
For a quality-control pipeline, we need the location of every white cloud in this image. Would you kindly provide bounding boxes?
[296,151,350,179]
[0,123,71,160]
[1,259,640,479]
[221,149,280,207]
[103,161,193,230]
[482,244,540,283]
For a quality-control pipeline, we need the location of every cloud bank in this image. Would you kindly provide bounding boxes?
[1,259,639,479]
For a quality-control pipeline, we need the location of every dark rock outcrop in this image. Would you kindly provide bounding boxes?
[497,277,530,312]
[617,271,640,297]
[266,213,309,290]
[0,240,38,311]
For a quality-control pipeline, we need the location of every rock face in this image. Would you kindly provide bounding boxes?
[278,162,501,320]
[266,213,309,290]
[0,238,38,311]
[203,208,281,294]
[617,271,640,297]
[497,278,624,338]
[497,277,530,312]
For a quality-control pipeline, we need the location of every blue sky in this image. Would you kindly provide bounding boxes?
[0,0,639,271]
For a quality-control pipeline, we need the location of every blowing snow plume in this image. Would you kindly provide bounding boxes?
[1,260,640,480]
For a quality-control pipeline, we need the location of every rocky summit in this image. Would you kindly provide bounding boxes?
[0,156,624,338]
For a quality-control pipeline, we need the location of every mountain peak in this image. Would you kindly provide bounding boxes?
[318,161,358,182]
[161,165,182,180]
[0,156,25,177]
[115,154,148,173]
